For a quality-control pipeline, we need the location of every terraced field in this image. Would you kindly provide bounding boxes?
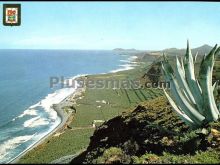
[70,84,164,128]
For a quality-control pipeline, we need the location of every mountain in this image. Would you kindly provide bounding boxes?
[161,44,213,56]
[192,44,213,55]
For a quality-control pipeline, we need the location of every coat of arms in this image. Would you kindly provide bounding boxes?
[3,4,21,26]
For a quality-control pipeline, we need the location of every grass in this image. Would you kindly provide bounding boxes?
[132,150,220,164]
[96,147,125,164]
[18,129,94,164]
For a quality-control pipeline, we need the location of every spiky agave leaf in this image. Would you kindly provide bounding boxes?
[175,56,196,105]
[184,40,196,81]
[212,80,219,92]
[183,41,203,113]
[180,57,185,76]
[175,56,204,115]
[161,41,220,128]
[198,45,220,121]
[162,62,205,125]
[162,87,195,127]
[194,52,198,64]
[170,76,205,125]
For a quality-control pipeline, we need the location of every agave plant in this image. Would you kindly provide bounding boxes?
[162,41,220,128]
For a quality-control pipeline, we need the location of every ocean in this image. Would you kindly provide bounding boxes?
[0,49,137,163]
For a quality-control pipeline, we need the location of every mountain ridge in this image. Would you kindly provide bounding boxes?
[161,44,213,56]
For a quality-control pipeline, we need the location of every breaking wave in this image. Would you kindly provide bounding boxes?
[0,134,36,161]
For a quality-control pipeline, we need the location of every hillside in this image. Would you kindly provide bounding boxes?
[138,44,214,66]
[71,96,220,164]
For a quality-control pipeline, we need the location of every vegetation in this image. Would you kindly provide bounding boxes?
[132,150,220,164]
[96,147,126,164]
[162,42,220,128]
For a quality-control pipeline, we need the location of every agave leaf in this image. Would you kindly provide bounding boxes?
[196,80,202,94]
[194,52,198,64]
[199,45,220,121]
[212,80,218,92]
[162,55,174,76]
[175,56,196,105]
[180,57,185,76]
[162,42,220,128]
[163,88,195,127]
[170,75,205,124]
[184,40,196,81]
[183,41,203,114]
[215,46,220,57]
[162,62,205,125]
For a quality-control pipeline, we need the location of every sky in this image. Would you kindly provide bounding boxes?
[0,2,220,50]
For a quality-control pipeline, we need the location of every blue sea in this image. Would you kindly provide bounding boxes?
[0,49,136,163]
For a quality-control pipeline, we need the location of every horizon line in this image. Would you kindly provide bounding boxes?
[0,48,150,51]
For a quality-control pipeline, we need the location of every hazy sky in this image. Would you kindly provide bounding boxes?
[1,2,220,50]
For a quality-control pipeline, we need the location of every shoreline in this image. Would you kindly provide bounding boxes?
[10,78,86,164]
[10,53,139,163]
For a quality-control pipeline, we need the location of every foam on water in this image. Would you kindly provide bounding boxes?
[13,75,83,123]
[8,117,61,164]
[0,133,36,161]
[34,87,75,120]
[23,116,49,128]
[13,109,38,121]
[128,55,138,60]
[120,59,131,63]
[110,55,139,73]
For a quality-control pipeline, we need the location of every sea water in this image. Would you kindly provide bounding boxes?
[0,49,137,163]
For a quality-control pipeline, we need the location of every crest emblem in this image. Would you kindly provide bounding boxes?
[3,4,21,26]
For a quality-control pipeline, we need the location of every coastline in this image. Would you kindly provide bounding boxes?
[12,53,139,163]
[10,77,86,164]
